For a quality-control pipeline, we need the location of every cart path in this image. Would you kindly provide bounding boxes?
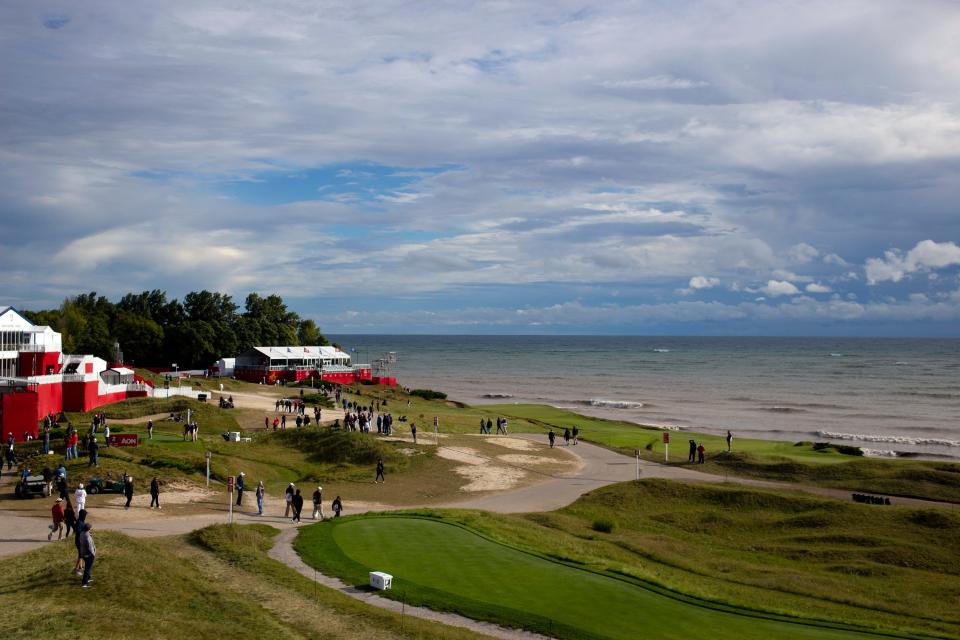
[268,527,551,640]
[1,434,955,560]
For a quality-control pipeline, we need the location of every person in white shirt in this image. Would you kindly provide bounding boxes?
[75,484,87,511]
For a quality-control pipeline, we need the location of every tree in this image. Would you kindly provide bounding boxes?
[297,319,328,346]
[113,313,164,365]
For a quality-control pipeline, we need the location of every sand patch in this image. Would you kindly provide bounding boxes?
[484,437,538,451]
[437,447,485,465]
[497,454,557,466]
[106,480,218,508]
[455,465,527,492]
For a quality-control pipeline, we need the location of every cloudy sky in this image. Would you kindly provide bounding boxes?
[2,1,959,335]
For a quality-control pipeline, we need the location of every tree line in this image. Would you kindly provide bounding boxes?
[23,290,328,369]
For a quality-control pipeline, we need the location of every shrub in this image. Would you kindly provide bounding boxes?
[592,518,617,533]
[409,389,447,401]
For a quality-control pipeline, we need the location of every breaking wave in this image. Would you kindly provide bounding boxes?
[860,448,898,458]
[761,406,808,414]
[817,431,960,448]
[481,393,514,399]
[652,348,671,353]
[583,398,646,409]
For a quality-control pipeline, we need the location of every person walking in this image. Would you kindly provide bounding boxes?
[256,481,264,515]
[291,489,304,522]
[726,430,733,452]
[688,439,697,463]
[56,473,68,500]
[235,472,245,506]
[64,498,76,538]
[149,477,160,509]
[73,508,88,575]
[75,483,87,512]
[563,428,571,446]
[572,426,579,445]
[331,495,342,518]
[284,483,295,517]
[88,437,99,467]
[697,442,706,464]
[312,486,323,520]
[410,423,417,444]
[123,475,134,509]
[548,430,556,448]
[79,522,96,588]
[48,498,65,541]
[147,419,154,440]
[375,459,385,483]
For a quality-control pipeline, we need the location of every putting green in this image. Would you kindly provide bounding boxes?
[298,516,904,640]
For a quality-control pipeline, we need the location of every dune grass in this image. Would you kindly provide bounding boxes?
[295,514,919,640]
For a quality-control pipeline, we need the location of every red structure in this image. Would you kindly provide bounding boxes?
[0,307,149,441]
[233,346,394,386]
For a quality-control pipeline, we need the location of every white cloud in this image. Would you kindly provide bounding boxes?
[865,240,960,284]
[787,242,819,263]
[761,280,800,297]
[805,283,832,293]
[823,253,850,267]
[600,75,708,90]
[689,276,720,290]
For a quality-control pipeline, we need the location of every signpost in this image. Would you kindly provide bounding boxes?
[227,475,235,524]
[205,451,212,487]
[634,449,641,480]
[107,434,138,447]
[662,431,670,462]
[433,416,439,447]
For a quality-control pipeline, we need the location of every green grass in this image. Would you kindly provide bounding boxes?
[295,514,915,640]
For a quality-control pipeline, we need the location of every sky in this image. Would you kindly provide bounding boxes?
[1,1,959,335]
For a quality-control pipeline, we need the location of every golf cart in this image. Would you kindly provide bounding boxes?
[86,476,126,494]
[15,472,50,499]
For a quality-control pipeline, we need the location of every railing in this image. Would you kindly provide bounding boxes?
[62,374,87,383]
[17,343,47,352]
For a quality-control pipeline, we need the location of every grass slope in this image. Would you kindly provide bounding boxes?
[295,515,915,640]
[0,524,487,640]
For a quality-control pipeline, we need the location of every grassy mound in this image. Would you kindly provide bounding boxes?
[264,429,401,466]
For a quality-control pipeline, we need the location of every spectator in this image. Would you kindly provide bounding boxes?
[697,442,706,464]
[48,498,65,541]
[256,481,264,516]
[312,486,323,520]
[150,477,160,509]
[548,430,556,448]
[572,426,579,444]
[79,523,96,588]
[75,484,87,511]
[726,430,733,452]
[291,489,304,522]
[332,495,342,518]
[73,509,88,575]
[147,420,154,440]
[284,483,295,517]
[88,437,99,467]
[375,459,385,483]
[123,475,134,509]
[64,497,76,538]
[235,471,245,506]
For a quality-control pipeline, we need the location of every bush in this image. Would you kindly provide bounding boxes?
[410,389,447,401]
[592,518,617,533]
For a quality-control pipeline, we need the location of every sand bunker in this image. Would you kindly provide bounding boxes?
[106,480,217,508]
[484,437,538,451]
[455,465,527,491]
[438,447,485,465]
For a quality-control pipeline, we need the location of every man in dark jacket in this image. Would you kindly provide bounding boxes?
[79,523,96,587]
[235,471,245,506]
[73,509,87,575]
[123,475,134,509]
[291,488,304,522]
[375,459,385,483]
[150,477,160,509]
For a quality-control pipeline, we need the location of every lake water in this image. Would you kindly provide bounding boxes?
[329,335,960,459]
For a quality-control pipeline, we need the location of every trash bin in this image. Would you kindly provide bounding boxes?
[369,571,392,590]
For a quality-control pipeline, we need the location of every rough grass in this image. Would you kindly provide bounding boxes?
[0,524,485,640]
[295,514,913,640]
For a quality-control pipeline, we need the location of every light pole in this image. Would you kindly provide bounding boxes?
[173,363,180,388]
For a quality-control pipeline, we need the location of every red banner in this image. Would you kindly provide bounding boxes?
[108,434,139,447]
[227,475,235,493]
[662,432,670,444]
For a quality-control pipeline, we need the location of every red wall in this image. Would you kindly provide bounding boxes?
[1,382,62,441]
[17,352,61,377]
